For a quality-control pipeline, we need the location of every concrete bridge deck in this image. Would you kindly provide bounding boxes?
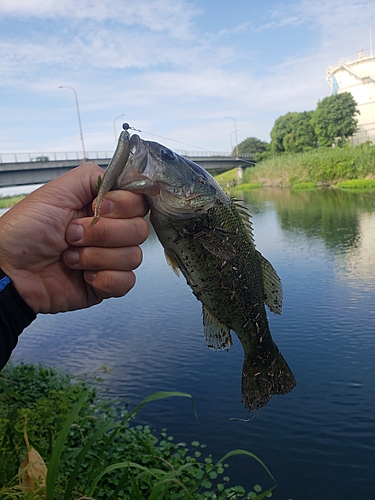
[0,151,255,188]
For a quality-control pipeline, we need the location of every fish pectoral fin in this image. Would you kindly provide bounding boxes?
[164,250,180,277]
[256,250,283,315]
[202,306,232,351]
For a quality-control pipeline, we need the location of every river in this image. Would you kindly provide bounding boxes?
[6,187,375,500]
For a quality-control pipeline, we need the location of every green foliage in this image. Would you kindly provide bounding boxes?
[233,183,263,192]
[240,141,375,186]
[0,363,277,500]
[234,137,270,157]
[270,111,317,154]
[268,92,359,156]
[336,178,375,189]
[291,182,317,190]
[270,112,297,154]
[311,92,359,147]
[215,168,238,185]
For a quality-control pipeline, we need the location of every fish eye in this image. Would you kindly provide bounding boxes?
[161,149,175,162]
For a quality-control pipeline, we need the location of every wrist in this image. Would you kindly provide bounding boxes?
[0,268,37,370]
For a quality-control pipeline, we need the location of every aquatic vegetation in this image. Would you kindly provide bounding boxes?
[0,363,278,499]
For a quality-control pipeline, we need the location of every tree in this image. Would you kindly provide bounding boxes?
[270,111,317,154]
[311,92,359,146]
[234,137,270,156]
[282,111,318,152]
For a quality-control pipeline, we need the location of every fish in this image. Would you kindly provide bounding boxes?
[92,130,296,411]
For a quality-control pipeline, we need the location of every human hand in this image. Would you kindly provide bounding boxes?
[0,162,149,314]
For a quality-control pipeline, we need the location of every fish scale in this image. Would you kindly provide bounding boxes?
[92,130,296,411]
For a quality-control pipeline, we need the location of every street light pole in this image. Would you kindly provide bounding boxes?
[59,85,86,160]
[224,116,239,158]
[113,114,125,143]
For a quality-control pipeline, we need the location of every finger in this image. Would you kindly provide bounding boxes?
[84,269,136,298]
[66,216,149,248]
[94,190,149,219]
[46,162,105,210]
[63,245,143,271]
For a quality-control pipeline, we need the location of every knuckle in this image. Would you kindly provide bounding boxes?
[101,270,136,296]
[126,246,143,269]
[134,217,149,243]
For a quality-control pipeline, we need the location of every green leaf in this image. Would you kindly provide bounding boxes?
[46,390,90,500]
[127,391,197,420]
[216,449,275,482]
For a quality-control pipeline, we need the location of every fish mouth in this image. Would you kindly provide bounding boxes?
[115,134,159,194]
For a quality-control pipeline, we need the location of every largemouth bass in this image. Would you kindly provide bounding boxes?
[92,128,296,411]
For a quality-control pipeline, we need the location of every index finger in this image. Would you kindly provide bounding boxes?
[94,190,149,220]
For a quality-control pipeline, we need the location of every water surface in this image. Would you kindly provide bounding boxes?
[9,188,375,500]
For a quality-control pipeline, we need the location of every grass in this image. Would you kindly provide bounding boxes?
[0,195,27,208]
[335,178,375,189]
[0,363,279,499]
[291,182,317,190]
[213,142,375,192]
[215,168,239,185]
[232,183,263,191]
[240,142,375,187]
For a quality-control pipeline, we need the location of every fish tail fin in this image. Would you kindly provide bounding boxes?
[241,346,296,411]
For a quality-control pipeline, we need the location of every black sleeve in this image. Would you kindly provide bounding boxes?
[0,270,37,370]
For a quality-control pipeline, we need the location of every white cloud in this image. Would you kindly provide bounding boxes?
[1,0,375,153]
[0,0,201,39]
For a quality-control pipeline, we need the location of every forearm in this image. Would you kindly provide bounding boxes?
[0,270,36,370]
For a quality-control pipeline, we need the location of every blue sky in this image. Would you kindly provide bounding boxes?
[0,0,374,157]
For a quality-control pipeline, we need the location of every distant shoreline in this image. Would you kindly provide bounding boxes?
[215,142,375,191]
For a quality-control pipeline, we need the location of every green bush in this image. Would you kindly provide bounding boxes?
[0,363,276,499]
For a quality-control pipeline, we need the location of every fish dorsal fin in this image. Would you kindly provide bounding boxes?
[256,250,283,315]
[232,198,254,243]
[202,306,233,351]
[164,250,180,277]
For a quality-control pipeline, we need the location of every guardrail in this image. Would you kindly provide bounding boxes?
[338,50,375,65]
[0,150,255,163]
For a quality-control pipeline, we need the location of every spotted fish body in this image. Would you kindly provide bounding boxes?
[93,133,296,411]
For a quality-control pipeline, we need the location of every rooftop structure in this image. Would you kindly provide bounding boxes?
[327,49,375,145]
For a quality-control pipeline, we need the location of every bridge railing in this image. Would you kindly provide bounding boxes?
[0,150,255,163]
[0,151,113,163]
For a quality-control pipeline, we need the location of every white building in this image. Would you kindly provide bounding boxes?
[327,50,375,145]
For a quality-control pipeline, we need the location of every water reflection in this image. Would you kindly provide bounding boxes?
[237,187,370,252]
[335,211,375,291]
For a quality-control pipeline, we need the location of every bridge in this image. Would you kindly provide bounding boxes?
[0,151,255,188]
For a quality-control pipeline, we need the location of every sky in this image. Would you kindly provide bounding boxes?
[1,0,375,159]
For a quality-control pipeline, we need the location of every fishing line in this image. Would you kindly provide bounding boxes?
[126,124,219,154]
[124,123,375,202]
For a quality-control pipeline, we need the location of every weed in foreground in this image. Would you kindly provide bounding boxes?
[0,363,278,499]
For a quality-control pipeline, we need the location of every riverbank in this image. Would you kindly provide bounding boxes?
[215,142,375,190]
[0,363,275,499]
